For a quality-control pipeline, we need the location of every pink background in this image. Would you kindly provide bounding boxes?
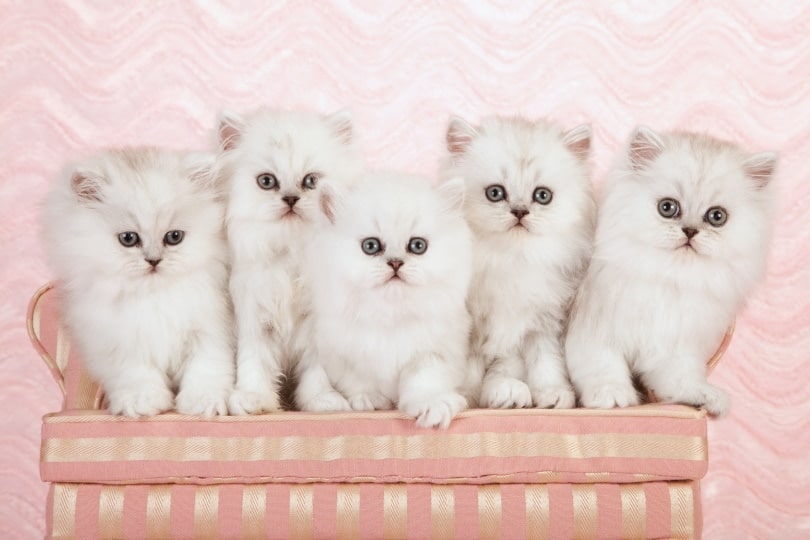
[1,2,807,538]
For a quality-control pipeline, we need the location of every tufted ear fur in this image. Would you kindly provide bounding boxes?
[217,110,245,152]
[70,169,105,203]
[628,126,666,170]
[436,176,465,212]
[446,115,478,157]
[317,180,349,225]
[562,124,592,160]
[743,151,777,190]
[325,109,354,145]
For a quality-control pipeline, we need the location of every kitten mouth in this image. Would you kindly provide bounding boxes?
[511,222,528,231]
[679,242,697,252]
[385,274,405,284]
[281,210,301,219]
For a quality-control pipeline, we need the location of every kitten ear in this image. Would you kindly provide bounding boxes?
[436,176,466,212]
[184,152,218,188]
[317,180,348,225]
[628,126,665,170]
[563,124,592,160]
[446,115,477,156]
[218,110,245,152]
[325,109,354,145]
[743,151,777,189]
[70,169,105,203]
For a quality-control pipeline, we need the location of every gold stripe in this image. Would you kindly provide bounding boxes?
[32,299,42,346]
[43,433,706,463]
[572,484,598,539]
[242,485,266,538]
[478,485,501,540]
[27,283,66,396]
[289,485,313,540]
[670,482,694,538]
[146,485,171,539]
[194,486,219,539]
[52,484,77,539]
[98,486,125,539]
[525,485,550,540]
[55,326,71,374]
[383,485,407,539]
[336,485,360,540]
[620,484,646,539]
[431,485,454,539]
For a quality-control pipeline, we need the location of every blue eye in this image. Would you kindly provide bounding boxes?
[118,231,140,247]
[407,237,428,255]
[533,187,553,205]
[485,184,506,202]
[704,206,728,227]
[361,237,383,255]
[301,173,319,190]
[164,230,185,246]
[658,198,680,219]
[257,173,278,190]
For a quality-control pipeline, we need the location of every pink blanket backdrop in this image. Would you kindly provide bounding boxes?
[0,2,807,538]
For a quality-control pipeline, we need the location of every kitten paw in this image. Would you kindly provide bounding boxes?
[660,384,730,417]
[300,391,352,412]
[400,392,467,429]
[228,389,281,415]
[108,386,174,418]
[481,376,533,409]
[581,384,639,409]
[177,386,230,417]
[348,393,393,411]
[531,384,576,409]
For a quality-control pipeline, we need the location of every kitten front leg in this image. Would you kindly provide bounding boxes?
[524,332,576,409]
[641,356,730,416]
[479,354,533,409]
[102,363,174,418]
[176,329,234,417]
[228,313,283,415]
[398,354,467,429]
[296,362,351,412]
[565,333,639,409]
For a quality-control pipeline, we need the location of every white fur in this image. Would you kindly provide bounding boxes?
[565,127,777,416]
[219,108,363,414]
[43,148,234,417]
[296,172,473,429]
[443,116,595,409]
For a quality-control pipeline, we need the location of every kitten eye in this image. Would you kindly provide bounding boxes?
[407,237,429,255]
[657,198,680,219]
[704,206,728,227]
[164,230,185,246]
[485,184,506,202]
[256,173,279,190]
[118,231,140,248]
[301,173,319,190]
[361,237,383,256]
[533,186,553,205]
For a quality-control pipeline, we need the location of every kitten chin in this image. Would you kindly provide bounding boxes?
[295,171,475,429]
[217,108,364,415]
[43,147,234,418]
[565,126,777,416]
[442,115,595,410]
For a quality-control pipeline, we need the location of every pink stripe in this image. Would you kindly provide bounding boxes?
[595,483,622,537]
[313,483,337,539]
[453,484,478,538]
[644,482,671,538]
[45,484,54,539]
[122,485,148,539]
[359,484,384,540]
[171,485,195,537]
[74,484,101,539]
[548,484,574,539]
[218,484,243,538]
[266,484,290,538]
[501,484,526,539]
[406,484,430,539]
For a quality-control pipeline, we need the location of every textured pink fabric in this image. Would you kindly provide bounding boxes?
[2,3,808,538]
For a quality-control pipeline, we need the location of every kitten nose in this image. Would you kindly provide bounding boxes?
[387,259,404,272]
[282,195,300,208]
[145,258,161,268]
[511,207,529,220]
[682,227,698,239]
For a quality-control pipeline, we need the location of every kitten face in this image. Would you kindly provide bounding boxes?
[219,109,360,232]
[446,116,592,241]
[48,148,224,287]
[601,127,777,270]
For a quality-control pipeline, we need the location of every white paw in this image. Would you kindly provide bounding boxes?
[176,386,230,417]
[400,392,467,429]
[581,383,639,409]
[532,384,576,409]
[300,390,352,412]
[348,393,393,411]
[481,376,533,409]
[108,386,174,418]
[228,389,281,415]
[696,385,730,417]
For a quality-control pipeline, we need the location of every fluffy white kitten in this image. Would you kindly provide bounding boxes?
[43,148,234,417]
[218,108,362,414]
[565,127,777,416]
[444,115,595,410]
[296,172,473,429]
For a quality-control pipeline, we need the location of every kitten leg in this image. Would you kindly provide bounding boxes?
[103,364,174,418]
[479,355,533,409]
[524,333,576,409]
[566,334,639,408]
[228,306,283,415]
[642,356,730,416]
[398,354,467,429]
[296,363,351,412]
[346,392,394,411]
[176,329,234,417]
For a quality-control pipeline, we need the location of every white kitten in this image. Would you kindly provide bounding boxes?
[218,108,363,414]
[443,116,594,410]
[565,127,777,416]
[296,172,473,429]
[43,148,234,417]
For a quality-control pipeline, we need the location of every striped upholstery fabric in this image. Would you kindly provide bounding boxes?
[30,284,713,538]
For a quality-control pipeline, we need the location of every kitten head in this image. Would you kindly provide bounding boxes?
[45,148,225,291]
[599,126,777,285]
[445,115,594,247]
[217,108,362,235]
[312,172,472,310]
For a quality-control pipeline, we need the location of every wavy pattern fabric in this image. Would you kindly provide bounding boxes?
[0,2,807,538]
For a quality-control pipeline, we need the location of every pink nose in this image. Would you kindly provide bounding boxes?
[387,259,403,272]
